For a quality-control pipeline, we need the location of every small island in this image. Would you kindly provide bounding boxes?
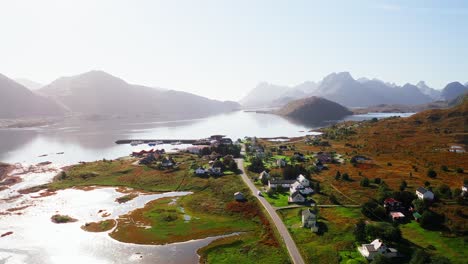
[51,214,77,224]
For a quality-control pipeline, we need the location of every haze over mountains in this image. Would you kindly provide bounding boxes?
[241,72,467,108]
[0,74,64,118]
[0,71,240,119]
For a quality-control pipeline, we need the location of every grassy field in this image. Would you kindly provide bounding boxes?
[278,207,360,264]
[401,221,467,264]
[264,191,290,207]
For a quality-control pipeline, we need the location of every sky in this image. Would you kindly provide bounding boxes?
[0,0,467,101]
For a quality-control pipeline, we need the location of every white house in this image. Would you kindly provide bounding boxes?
[449,145,466,153]
[234,192,245,201]
[268,179,295,189]
[258,171,270,181]
[301,209,318,232]
[462,184,468,195]
[276,159,286,168]
[289,191,306,203]
[290,181,314,195]
[195,167,206,175]
[416,187,434,200]
[296,174,310,187]
[358,239,398,260]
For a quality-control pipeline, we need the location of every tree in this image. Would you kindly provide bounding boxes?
[419,210,444,229]
[399,180,407,191]
[354,219,366,242]
[436,184,452,199]
[361,200,386,220]
[427,169,437,178]
[335,171,341,180]
[456,168,464,173]
[374,178,381,184]
[409,249,430,264]
[342,173,350,181]
[314,182,321,194]
[247,157,265,173]
[440,165,449,172]
[282,165,308,180]
[360,177,370,187]
[371,254,391,264]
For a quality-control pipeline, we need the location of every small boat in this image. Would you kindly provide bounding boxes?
[171,141,182,145]
[155,141,164,145]
[148,142,157,146]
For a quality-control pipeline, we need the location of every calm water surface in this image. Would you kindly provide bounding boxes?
[0,111,413,165]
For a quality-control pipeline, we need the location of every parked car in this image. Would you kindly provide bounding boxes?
[257,191,263,197]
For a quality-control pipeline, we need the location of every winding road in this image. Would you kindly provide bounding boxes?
[236,145,305,264]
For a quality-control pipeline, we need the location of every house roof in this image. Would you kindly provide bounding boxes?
[384,198,399,204]
[301,209,316,218]
[269,179,295,184]
[290,191,305,199]
[370,239,383,250]
[416,187,429,194]
[390,212,405,218]
[234,192,243,196]
[365,245,376,252]
[297,174,308,182]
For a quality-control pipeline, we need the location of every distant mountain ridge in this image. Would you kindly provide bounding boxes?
[38,71,240,118]
[241,72,466,108]
[14,78,43,90]
[440,82,467,101]
[0,74,65,118]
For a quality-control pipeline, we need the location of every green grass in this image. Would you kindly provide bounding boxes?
[200,234,290,264]
[401,221,467,264]
[278,207,361,264]
[264,192,290,207]
[338,251,366,264]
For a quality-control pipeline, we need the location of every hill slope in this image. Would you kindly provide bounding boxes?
[276,96,352,123]
[0,74,65,118]
[39,71,240,118]
[440,82,468,101]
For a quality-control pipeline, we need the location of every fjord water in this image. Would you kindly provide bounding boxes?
[0,110,413,165]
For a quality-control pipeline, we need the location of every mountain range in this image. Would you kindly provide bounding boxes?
[240,72,467,108]
[0,71,240,119]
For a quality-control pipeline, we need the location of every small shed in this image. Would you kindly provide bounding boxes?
[234,192,245,201]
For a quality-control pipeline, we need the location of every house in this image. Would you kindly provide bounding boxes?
[276,159,286,168]
[195,167,206,175]
[416,187,434,200]
[234,192,245,201]
[289,191,306,203]
[301,209,318,232]
[161,157,175,167]
[290,181,314,195]
[390,211,405,222]
[220,138,233,145]
[383,198,402,211]
[268,179,295,189]
[293,152,306,162]
[187,145,210,154]
[358,239,398,260]
[296,174,310,187]
[139,154,156,165]
[207,167,222,176]
[462,184,468,195]
[316,152,333,163]
[258,171,270,181]
[449,145,465,153]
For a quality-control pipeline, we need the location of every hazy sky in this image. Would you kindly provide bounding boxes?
[1,0,467,101]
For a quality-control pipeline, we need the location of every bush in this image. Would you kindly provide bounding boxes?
[335,171,341,180]
[360,177,370,187]
[361,200,386,220]
[342,173,350,181]
[387,162,392,166]
[440,165,449,172]
[427,169,437,178]
[456,168,464,173]
[374,178,381,184]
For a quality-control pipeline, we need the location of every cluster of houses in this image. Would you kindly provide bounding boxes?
[131,149,177,168]
[264,172,314,204]
[195,166,222,176]
[187,135,234,155]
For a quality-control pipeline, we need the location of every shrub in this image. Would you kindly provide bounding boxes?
[335,171,341,180]
[456,168,464,173]
[440,165,449,172]
[387,162,392,166]
[427,169,437,178]
[360,177,370,187]
[342,173,350,181]
[374,178,381,184]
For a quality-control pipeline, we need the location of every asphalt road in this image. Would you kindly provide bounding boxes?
[235,157,306,264]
